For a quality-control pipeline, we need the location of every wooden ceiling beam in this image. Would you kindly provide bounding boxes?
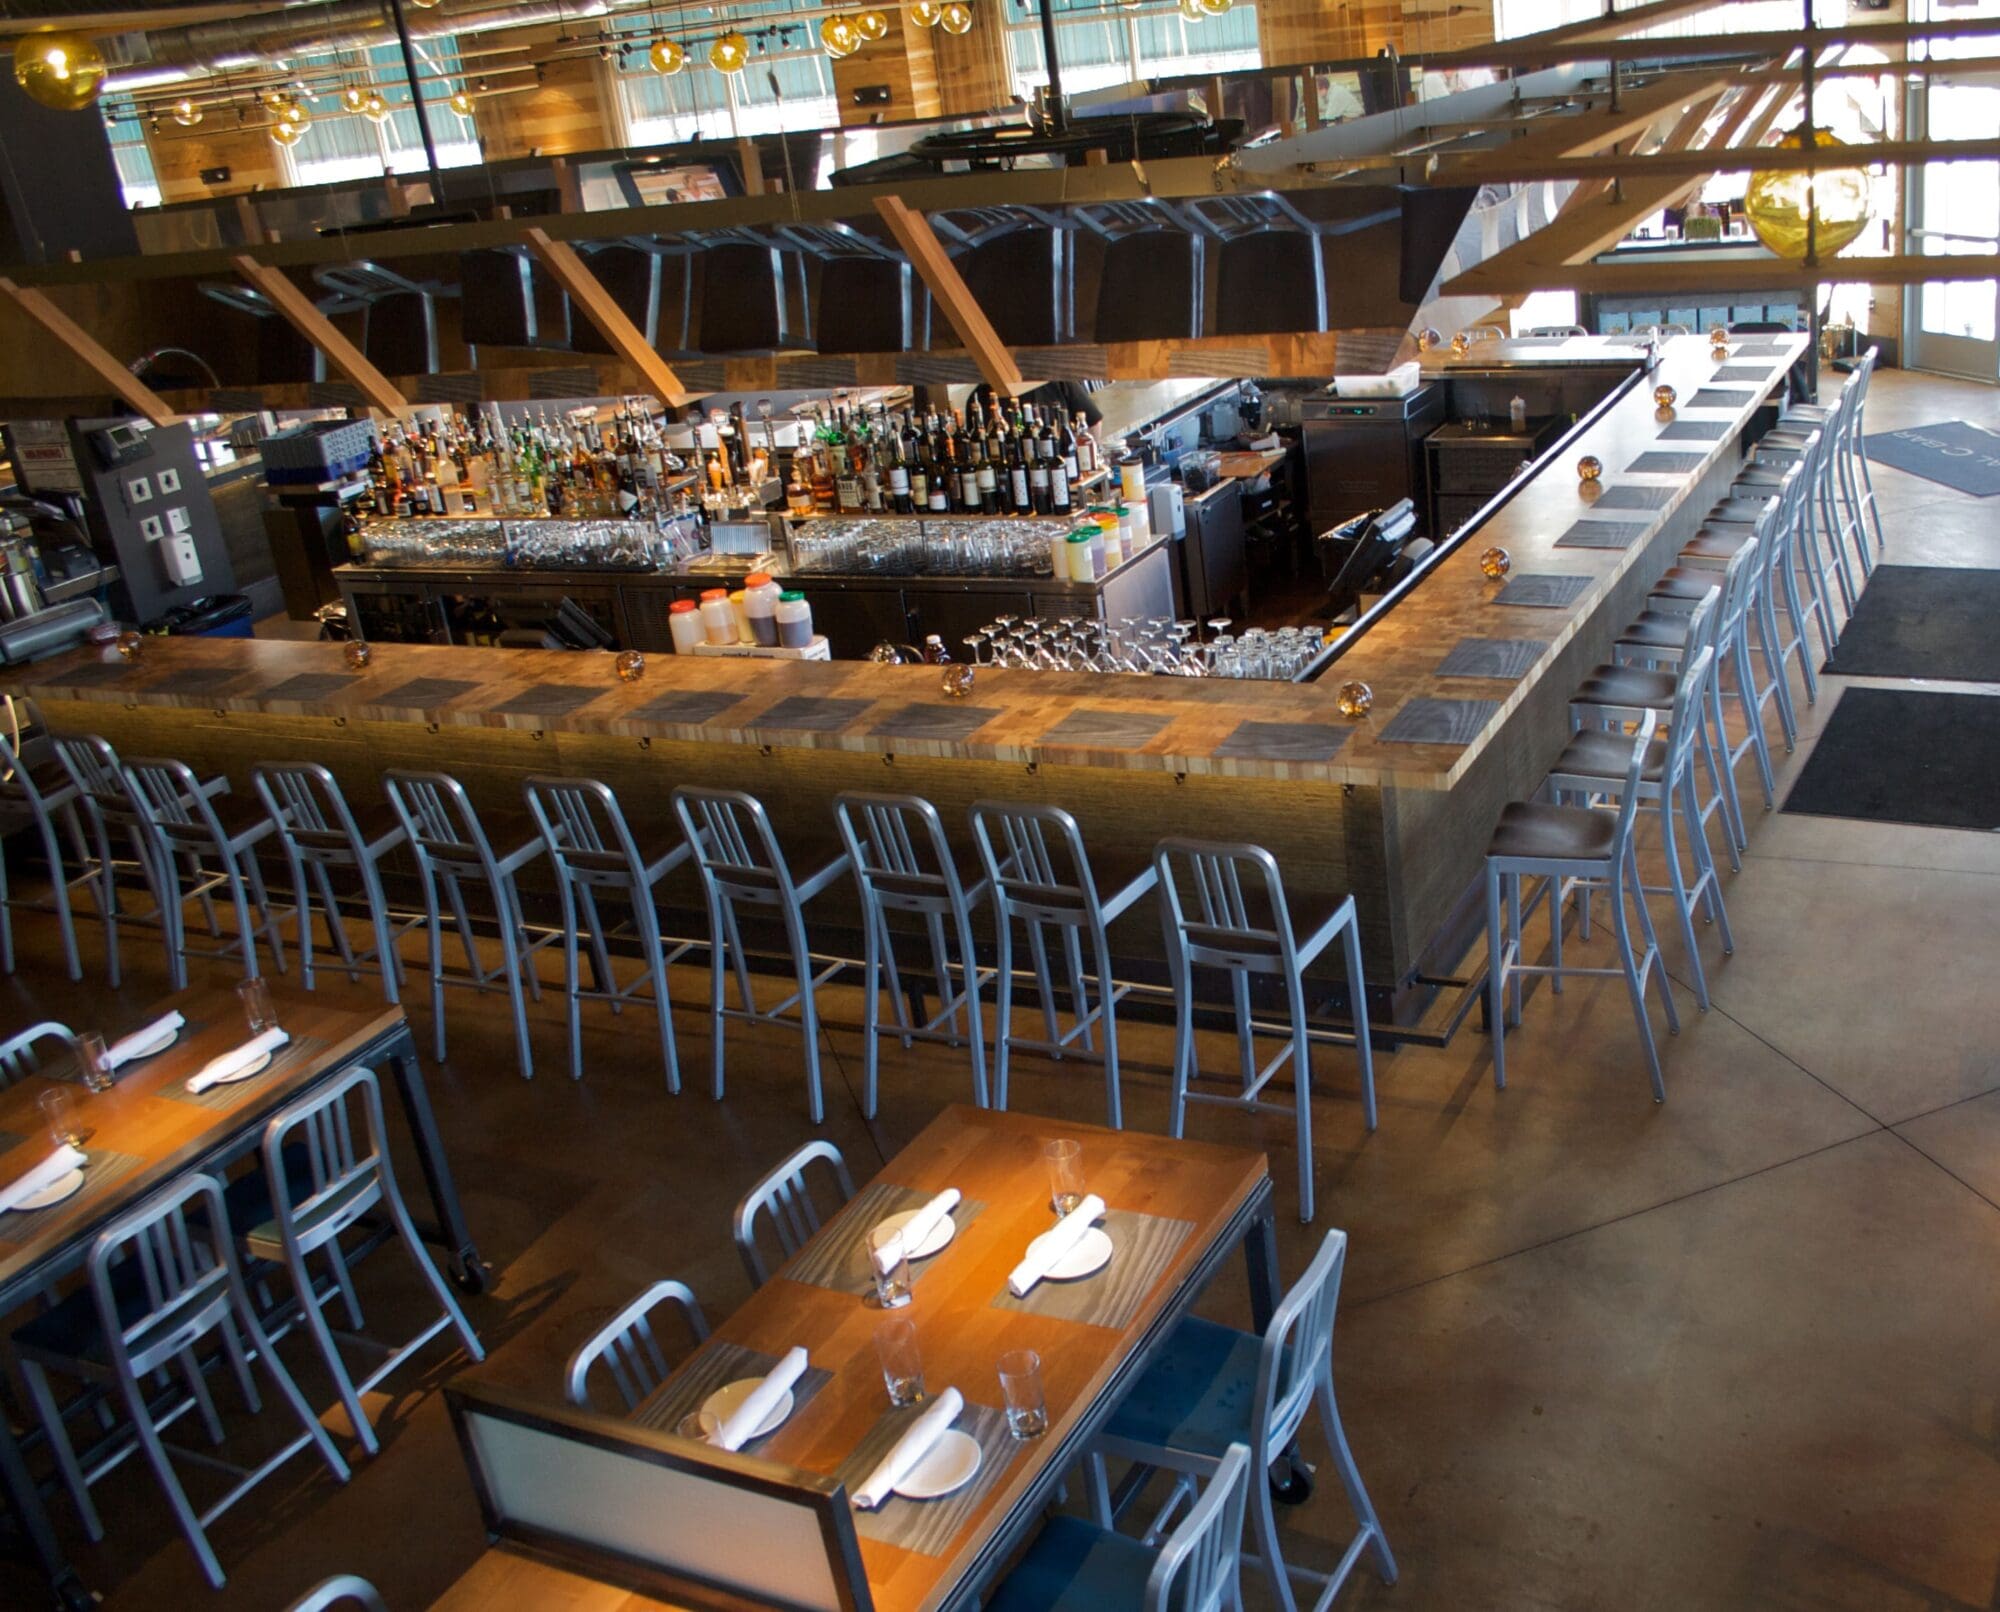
[873,194,1031,400]
[231,253,410,417]
[0,276,177,425]
[521,227,695,408]
[1447,73,1738,181]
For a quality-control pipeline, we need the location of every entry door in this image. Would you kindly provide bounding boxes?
[1906,74,2000,380]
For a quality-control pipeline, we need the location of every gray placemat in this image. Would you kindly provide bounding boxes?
[840,1399,1022,1556]
[0,1130,22,1153]
[1579,484,1674,513]
[755,696,873,733]
[1376,697,1499,746]
[990,1208,1193,1330]
[779,1181,988,1297]
[375,677,477,708]
[52,662,137,687]
[632,1340,835,1448]
[1555,520,1646,551]
[1212,721,1351,762]
[1713,364,1777,382]
[1436,637,1547,680]
[1729,341,1789,356]
[151,667,242,696]
[489,682,605,719]
[157,1033,328,1112]
[1658,419,1731,442]
[265,672,362,702]
[0,1148,145,1250]
[1685,388,1753,410]
[869,703,1003,742]
[1625,452,1706,475]
[1040,709,1171,749]
[630,690,744,725]
[1492,573,1591,609]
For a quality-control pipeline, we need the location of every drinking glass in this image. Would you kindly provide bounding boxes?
[75,1032,112,1094]
[236,977,276,1034]
[676,1409,720,1442]
[38,1086,93,1150]
[997,1349,1047,1439]
[875,1317,925,1407]
[869,1224,914,1310]
[1043,1139,1085,1217]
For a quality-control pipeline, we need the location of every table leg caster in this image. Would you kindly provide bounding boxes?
[1269,1459,1315,1506]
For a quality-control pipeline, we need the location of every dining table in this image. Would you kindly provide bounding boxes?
[0,978,485,1612]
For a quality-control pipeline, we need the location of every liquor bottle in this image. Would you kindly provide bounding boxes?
[1074,412,1098,477]
[886,428,912,514]
[1050,446,1070,515]
[909,430,930,513]
[960,437,983,513]
[925,433,949,513]
[1027,422,1052,515]
[786,462,814,516]
[975,434,999,513]
[809,442,837,513]
[1007,431,1031,515]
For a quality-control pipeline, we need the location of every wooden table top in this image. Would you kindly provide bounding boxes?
[640,1105,1267,1612]
[0,981,400,1305]
[430,1547,692,1612]
[4,336,1799,790]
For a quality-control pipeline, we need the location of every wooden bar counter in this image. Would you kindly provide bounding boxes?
[3,336,1802,1012]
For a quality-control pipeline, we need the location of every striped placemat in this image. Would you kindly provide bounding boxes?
[778,1182,988,1298]
[0,1149,146,1250]
[990,1209,1194,1330]
[632,1340,834,1449]
[158,1034,328,1112]
[840,1398,1022,1556]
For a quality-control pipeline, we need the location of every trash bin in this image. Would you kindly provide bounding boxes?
[151,593,256,638]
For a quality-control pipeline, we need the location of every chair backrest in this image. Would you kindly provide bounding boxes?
[832,792,966,919]
[1680,586,1721,663]
[283,1574,389,1612]
[1147,1441,1252,1612]
[53,733,136,819]
[1249,1227,1351,1463]
[1663,644,1717,784]
[671,785,795,908]
[1153,839,1297,978]
[384,769,501,882]
[124,755,229,847]
[260,1064,393,1256]
[1604,711,1659,852]
[733,1139,856,1286]
[0,732,60,817]
[90,1171,242,1380]
[565,1278,710,1413]
[969,800,1103,928]
[1717,534,1760,641]
[253,761,366,858]
[524,775,647,883]
[0,1019,78,1087]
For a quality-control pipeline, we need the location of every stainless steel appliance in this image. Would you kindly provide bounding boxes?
[1299,384,1445,540]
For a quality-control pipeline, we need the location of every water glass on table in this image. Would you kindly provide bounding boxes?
[37,1085,93,1151]
[237,976,277,1034]
[869,1224,914,1310]
[74,1032,113,1094]
[997,1349,1047,1439]
[875,1316,926,1408]
[1043,1139,1085,1217]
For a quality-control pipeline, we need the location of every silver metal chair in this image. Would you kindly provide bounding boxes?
[1782,344,1883,563]
[0,732,98,981]
[670,786,849,1124]
[383,769,553,1080]
[832,791,991,1120]
[1153,840,1377,1224]
[524,775,696,1088]
[0,1018,78,1088]
[253,762,414,1003]
[12,1171,350,1587]
[1485,711,1676,1101]
[284,1575,388,1612]
[732,1138,855,1286]
[564,1278,709,1413]
[1087,1228,1396,1612]
[969,800,1157,1129]
[989,1441,1252,1612]
[1736,420,1846,648]
[235,1064,485,1456]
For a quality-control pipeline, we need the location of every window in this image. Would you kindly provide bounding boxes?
[612,7,838,143]
[1005,0,1262,100]
[103,107,162,209]
[282,39,481,185]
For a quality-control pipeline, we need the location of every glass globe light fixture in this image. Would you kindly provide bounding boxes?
[361,90,391,123]
[14,32,108,112]
[909,0,944,25]
[940,1,974,33]
[1199,0,1232,14]
[649,37,686,74]
[1178,0,1206,19]
[1744,129,1873,261]
[820,14,863,56]
[710,31,750,72]
[171,97,203,127]
[857,10,890,40]
[447,89,475,117]
[272,118,306,147]
[340,85,369,112]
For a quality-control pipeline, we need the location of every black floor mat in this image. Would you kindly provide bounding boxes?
[1783,687,2000,832]
[1824,565,2000,684]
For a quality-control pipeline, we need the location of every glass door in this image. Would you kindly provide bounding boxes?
[1905,1,2000,380]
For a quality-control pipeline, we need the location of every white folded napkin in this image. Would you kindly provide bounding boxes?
[106,1010,186,1071]
[1008,1194,1106,1298]
[187,1027,289,1094]
[712,1346,809,1453]
[0,1144,88,1214]
[854,1387,963,1510]
[895,1188,961,1255]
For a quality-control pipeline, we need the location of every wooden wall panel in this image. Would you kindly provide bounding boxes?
[476,33,617,161]
[1258,0,1495,72]
[833,13,943,126]
[147,123,285,205]
[931,10,1015,119]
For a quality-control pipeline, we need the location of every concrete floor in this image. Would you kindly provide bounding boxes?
[1,367,1996,1610]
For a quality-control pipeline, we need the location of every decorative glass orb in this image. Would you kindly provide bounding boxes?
[1577,455,1603,483]
[857,10,890,39]
[340,86,369,112]
[615,649,646,683]
[710,31,749,71]
[940,662,976,699]
[820,14,863,56]
[940,0,974,32]
[1708,324,1728,343]
[647,38,684,75]
[447,90,475,117]
[1479,545,1512,579]
[1450,331,1471,357]
[1199,0,1233,13]
[868,642,911,665]
[1336,680,1373,719]
[1178,0,1206,19]
[171,97,203,127]
[1744,129,1873,261]
[14,32,107,112]
[1416,327,1442,352]
[343,640,373,670]
[115,630,143,661]
[1653,384,1677,410]
[272,119,306,147]
[910,0,944,25]
[361,90,390,123]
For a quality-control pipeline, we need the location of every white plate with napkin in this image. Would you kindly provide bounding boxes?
[707,1346,809,1452]
[1,1144,89,1214]
[1007,1195,1108,1297]
[188,1027,290,1094]
[106,1011,186,1070]
[855,1387,967,1509]
[876,1187,961,1260]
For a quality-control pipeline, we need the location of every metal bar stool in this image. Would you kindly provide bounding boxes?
[969,800,1157,1130]
[252,762,415,1003]
[670,786,850,1125]
[285,1575,388,1612]
[1154,840,1377,1224]
[383,770,554,1081]
[1735,421,1845,649]
[11,1172,350,1587]
[733,1139,856,1286]
[1484,712,1677,1101]
[1766,371,1876,594]
[0,732,99,982]
[1787,344,1883,561]
[0,1019,79,1088]
[230,1064,485,1456]
[1553,644,1734,1013]
[524,775,697,1089]
[1685,466,1815,739]
[832,791,992,1121]
[565,1279,709,1413]
[123,755,288,987]
[1085,1228,1397,1612]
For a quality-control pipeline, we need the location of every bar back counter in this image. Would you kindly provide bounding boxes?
[4,336,1800,1023]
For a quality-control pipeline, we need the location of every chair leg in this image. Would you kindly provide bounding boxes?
[35,812,81,981]
[238,1299,352,1486]
[1167,945,1195,1139]
[1249,1475,1302,1612]
[634,893,680,1094]
[1730,637,1777,810]
[116,1370,227,1589]
[955,913,989,1110]
[859,894,884,1120]
[286,1240,378,1456]
[1656,790,1709,1012]
[1342,918,1378,1133]
[1485,867,1508,1092]
[557,878,584,1082]
[706,892,731,1101]
[1288,986,1315,1224]
[311,860,355,980]
[493,879,536,1080]
[1317,1372,1399,1586]
[359,855,402,1005]
[20,1360,101,1541]
[1026,922,1062,1054]
[1093,926,1124,1130]
[992,915,1015,1112]
[788,904,827,1127]
[383,1174,485,1364]
[1060,926,1093,1054]
[1704,678,1748,860]
[1683,769,1734,960]
[289,852,317,992]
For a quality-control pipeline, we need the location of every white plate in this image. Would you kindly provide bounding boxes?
[700,1376,794,1440]
[113,1022,180,1064]
[1045,1226,1114,1282]
[10,1168,85,1211]
[876,1207,955,1260]
[192,1049,273,1090]
[893,1429,981,1501]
